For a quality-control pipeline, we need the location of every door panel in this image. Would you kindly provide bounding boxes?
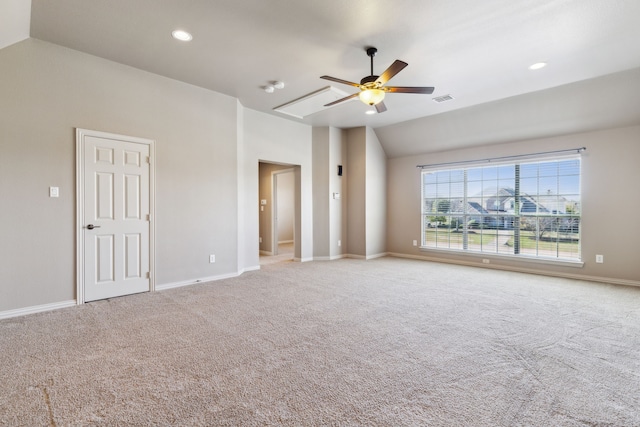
[83,135,150,302]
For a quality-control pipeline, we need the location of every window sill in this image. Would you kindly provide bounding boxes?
[419,247,584,268]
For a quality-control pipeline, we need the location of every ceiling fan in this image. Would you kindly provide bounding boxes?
[321,47,434,113]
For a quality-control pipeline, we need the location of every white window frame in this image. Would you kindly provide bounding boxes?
[420,153,582,265]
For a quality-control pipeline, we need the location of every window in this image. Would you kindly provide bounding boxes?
[421,156,581,261]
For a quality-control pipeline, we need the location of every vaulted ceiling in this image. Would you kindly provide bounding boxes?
[4,0,640,157]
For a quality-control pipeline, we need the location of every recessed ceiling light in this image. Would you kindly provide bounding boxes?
[365,110,376,115]
[172,30,192,42]
[529,62,547,70]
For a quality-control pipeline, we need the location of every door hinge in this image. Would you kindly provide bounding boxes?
[145,156,150,164]
[146,272,150,279]
[146,214,150,221]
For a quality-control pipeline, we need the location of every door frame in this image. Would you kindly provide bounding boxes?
[271,168,295,256]
[75,128,156,304]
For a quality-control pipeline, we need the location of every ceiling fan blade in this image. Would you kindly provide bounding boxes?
[386,86,435,94]
[320,75,361,88]
[375,60,408,86]
[375,101,387,113]
[324,92,360,107]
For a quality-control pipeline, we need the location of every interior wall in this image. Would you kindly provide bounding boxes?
[312,127,330,258]
[258,162,294,254]
[312,126,347,260]
[329,127,347,259]
[346,127,367,258]
[240,108,313,268]
[386,125,640,285]
[276,171,294,243]
[365,127,387,257]
[0,39,240,312]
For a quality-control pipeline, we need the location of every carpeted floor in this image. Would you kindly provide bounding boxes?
[1,257,639,426]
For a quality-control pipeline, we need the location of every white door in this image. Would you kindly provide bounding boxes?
[80,131,151,302]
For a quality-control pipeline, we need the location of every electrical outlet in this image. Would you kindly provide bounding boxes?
[209,254,216,263]
[338,240,341,247]
[482,259,490,264]
[412,240,417,246]
[259,237,262,243]
[595,254,604,263]
[49,186,59,198]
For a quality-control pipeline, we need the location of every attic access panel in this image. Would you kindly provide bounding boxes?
[274,86,353,119]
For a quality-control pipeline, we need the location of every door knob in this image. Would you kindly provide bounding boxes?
[86,224,101,230]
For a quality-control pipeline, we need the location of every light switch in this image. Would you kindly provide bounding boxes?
[333,192,341,199]
[260,199,267,205]
[49,187,59,198]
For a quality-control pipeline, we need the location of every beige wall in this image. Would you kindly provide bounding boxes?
[312,128,331,258]
[345,127,387,259]
[346,128,367,257]
[0,39,240,311]
[365,127,387,257]
[329,127,347,259]
[240,108,313,267]
[386,125,640,285]
[312,127,347,260]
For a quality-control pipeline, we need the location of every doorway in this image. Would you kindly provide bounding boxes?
[258,162,298,265]
[76,129,155,303]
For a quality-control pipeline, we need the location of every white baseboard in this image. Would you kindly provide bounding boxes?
[156,271,242,291]
[341,253,389,260]
[0,300,77,320]
[314,254,347,261]
[365,252,388,260]
[294,257,314,263]
[387,252,640,288]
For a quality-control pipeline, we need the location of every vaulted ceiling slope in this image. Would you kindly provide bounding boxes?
[10,0,640,156]
[0,0,30,50]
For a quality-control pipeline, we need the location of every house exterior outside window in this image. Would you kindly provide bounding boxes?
[421,156,581,261]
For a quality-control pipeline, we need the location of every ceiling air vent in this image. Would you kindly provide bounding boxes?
[432,94,455,103]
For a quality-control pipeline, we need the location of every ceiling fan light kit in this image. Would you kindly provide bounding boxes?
[359,88,385,105]
[320,47,434,113]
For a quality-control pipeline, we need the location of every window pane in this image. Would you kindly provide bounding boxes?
[539,176,558,194]
[423,172,437,185]
[520,163,538,178]
[558,175,580,195]
[538,161,559,177]
[450,169,465,182]
[559,159,580,176]
[420,157,580,261]
[520,177,538,195]
[468,168,483,182]
[482,167,498,180]
[498,165,515,179]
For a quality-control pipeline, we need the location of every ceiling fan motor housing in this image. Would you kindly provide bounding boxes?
[360,75,379,86]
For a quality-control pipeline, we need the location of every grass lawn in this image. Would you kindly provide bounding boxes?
[424,228,580,257]
[425,229,499,245]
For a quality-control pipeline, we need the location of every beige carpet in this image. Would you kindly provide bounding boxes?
[260,242,294,266]
[1,257,639,426]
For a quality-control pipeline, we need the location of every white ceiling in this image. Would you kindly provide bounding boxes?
[6,0,640,156]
